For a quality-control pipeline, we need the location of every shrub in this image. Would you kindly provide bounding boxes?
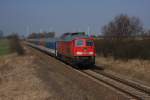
[94,37,150,60]
[9,34,24,55]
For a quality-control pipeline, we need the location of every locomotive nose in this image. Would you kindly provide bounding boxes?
[83,47,87,51]
[74,39,95,56]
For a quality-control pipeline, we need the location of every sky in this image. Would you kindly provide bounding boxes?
[0,0,150,36]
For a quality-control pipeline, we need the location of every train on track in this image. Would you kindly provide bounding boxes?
[27,32,96,66]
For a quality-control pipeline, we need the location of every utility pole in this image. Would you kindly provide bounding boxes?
[40,28,42,33]
[87,26,90,36]
[77,28,81,32]
[26,26,29,37]
[26,24,32,37]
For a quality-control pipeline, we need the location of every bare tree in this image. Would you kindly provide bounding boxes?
[102,14,143,37]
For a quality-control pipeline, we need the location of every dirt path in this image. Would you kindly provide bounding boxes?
[0,45,131,100]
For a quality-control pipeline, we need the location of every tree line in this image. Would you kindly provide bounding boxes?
[28,32,55,39]
[101,14,150,37]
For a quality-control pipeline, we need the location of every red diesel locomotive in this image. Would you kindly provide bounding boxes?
[57,32,96,65]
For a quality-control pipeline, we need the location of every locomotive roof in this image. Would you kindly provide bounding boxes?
[28,32,91,42]
[59,32,90,41]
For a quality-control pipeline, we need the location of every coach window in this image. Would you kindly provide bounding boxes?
[86,40,93,46]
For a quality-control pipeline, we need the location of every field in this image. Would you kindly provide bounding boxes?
[0,39,10,56]
[96,56,150,86]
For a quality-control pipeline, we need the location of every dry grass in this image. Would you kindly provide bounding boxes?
[0,52,51,100]
[96,56,150,85]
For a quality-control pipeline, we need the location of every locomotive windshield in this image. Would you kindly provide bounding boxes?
[76,40,84,46]
[86,40,94,46]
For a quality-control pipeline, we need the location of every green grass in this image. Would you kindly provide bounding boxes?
[0,39,11,56]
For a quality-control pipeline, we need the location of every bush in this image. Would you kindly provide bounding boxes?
[8,34,24,55]
[95,39,113,57]
[94,38,150,60]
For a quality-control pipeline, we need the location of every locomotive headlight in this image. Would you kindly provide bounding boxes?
[89,52,94,55]
[76,52,83,55]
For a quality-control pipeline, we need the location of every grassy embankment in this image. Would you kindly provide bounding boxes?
[0,39,11,56]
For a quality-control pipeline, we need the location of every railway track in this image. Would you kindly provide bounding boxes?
[26,42,150,100]
[93,69,150,94]
[82,70,150,100]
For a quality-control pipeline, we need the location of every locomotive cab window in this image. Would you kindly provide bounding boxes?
[86,40,93,46]
[75,40,84,46]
